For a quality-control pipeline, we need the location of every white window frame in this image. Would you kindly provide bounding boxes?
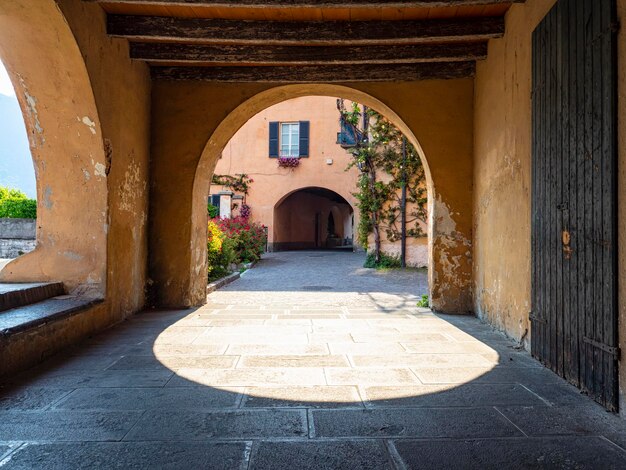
[279,122,300,158]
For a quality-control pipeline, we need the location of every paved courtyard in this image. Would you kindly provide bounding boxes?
[1,251,625,469]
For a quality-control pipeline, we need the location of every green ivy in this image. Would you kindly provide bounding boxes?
[338,101,427,262]
[211,173,253,195]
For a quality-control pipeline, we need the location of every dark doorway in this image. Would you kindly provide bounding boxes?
[273,187,353,251]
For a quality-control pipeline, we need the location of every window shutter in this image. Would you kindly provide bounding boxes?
[299,121,309,157]
[269,121,279,158]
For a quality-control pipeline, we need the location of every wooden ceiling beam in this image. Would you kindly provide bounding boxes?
[90,0,522,6]
[150,61,476,82]
[108,15,504,45]
[130,42,488,65]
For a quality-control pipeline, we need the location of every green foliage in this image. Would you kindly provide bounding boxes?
[211,174,254,195]
[207,204,219,218]
[364,252,402,269]
[338,101,427,259]
[416,294,430,308]
[0,186,36,219]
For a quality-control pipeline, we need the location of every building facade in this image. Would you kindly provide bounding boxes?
[210,96,428,266]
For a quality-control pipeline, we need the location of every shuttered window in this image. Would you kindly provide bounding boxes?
[269,121,310,158]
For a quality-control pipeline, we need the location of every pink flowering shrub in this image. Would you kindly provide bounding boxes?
[215,216,267,263]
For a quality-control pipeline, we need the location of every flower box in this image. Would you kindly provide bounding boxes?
[277,157,300,169]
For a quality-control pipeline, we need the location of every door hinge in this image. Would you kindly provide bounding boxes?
[583,336,621,358]
[529,312,547,324]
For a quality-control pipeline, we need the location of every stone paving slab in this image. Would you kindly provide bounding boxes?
[238,355,350,368]
[1,251,625,468]
[0,410,142,441]
[53,387,242,411]
[168,368,327,387]
[249,440,393,470]
[311,407,523,439]
[1,442,250,469]
[412,365,564,385]
[0,387,73,411]
[107,355,238,370]
[325,368,420,386]
[7,370,174,389]
[363,384,546,408]
[124,409,307,441]
[242,386,362,408]
[392,437,626,470]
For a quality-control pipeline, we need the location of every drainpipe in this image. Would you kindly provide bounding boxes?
[401,136,407,268]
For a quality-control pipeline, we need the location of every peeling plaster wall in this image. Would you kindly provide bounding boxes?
[57,0,151,321]
[473,0,557,345]
[475,0,626,414]
[150,81,474,312]
[0,0,150,325]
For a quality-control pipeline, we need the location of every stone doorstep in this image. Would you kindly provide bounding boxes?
[0,282,65,313]
[0,297,104,336]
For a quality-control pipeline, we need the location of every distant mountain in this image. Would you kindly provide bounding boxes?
[0,93,36,198]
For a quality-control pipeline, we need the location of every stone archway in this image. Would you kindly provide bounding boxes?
[149,82,473,313]
[0,0,108,296]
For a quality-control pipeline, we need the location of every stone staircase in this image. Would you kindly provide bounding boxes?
[0,282,105,377]
[0,282,100,337]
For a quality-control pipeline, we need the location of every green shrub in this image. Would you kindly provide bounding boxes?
[207,204,219,218]
[416,294,430,308]
[364,252,402,269]
[0,187,36,219]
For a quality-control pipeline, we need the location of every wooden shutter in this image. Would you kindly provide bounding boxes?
[299,121,309,157]
[269,121,279,158]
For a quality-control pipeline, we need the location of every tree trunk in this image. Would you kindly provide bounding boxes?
[367,162,381,264]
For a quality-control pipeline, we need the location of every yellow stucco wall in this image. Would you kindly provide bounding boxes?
[0,0,150,320]
[474,0,626,412]
[151,82,474,312]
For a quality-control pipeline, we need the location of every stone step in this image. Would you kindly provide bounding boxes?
[0,282,65,313]
[0,296,102,336]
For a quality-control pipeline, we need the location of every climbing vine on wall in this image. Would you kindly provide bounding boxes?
[338,100,427,263]
[211,174,254,195]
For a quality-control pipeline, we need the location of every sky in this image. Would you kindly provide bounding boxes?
[0,60,37,199]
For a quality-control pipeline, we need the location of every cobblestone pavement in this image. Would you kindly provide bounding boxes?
[1,251,625,469]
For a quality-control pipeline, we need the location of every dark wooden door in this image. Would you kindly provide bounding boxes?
[531,0,619,411]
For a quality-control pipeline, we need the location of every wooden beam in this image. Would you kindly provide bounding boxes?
[130,42,488,65]
[108,16,504,45]
[150,61,476,82]
[90,0,523,7]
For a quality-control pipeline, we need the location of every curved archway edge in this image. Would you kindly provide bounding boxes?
[149,81,474,313]
[0,0,108,296]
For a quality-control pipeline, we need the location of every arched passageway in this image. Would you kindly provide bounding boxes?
[150,83,474,314]
[272,187,354,252]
